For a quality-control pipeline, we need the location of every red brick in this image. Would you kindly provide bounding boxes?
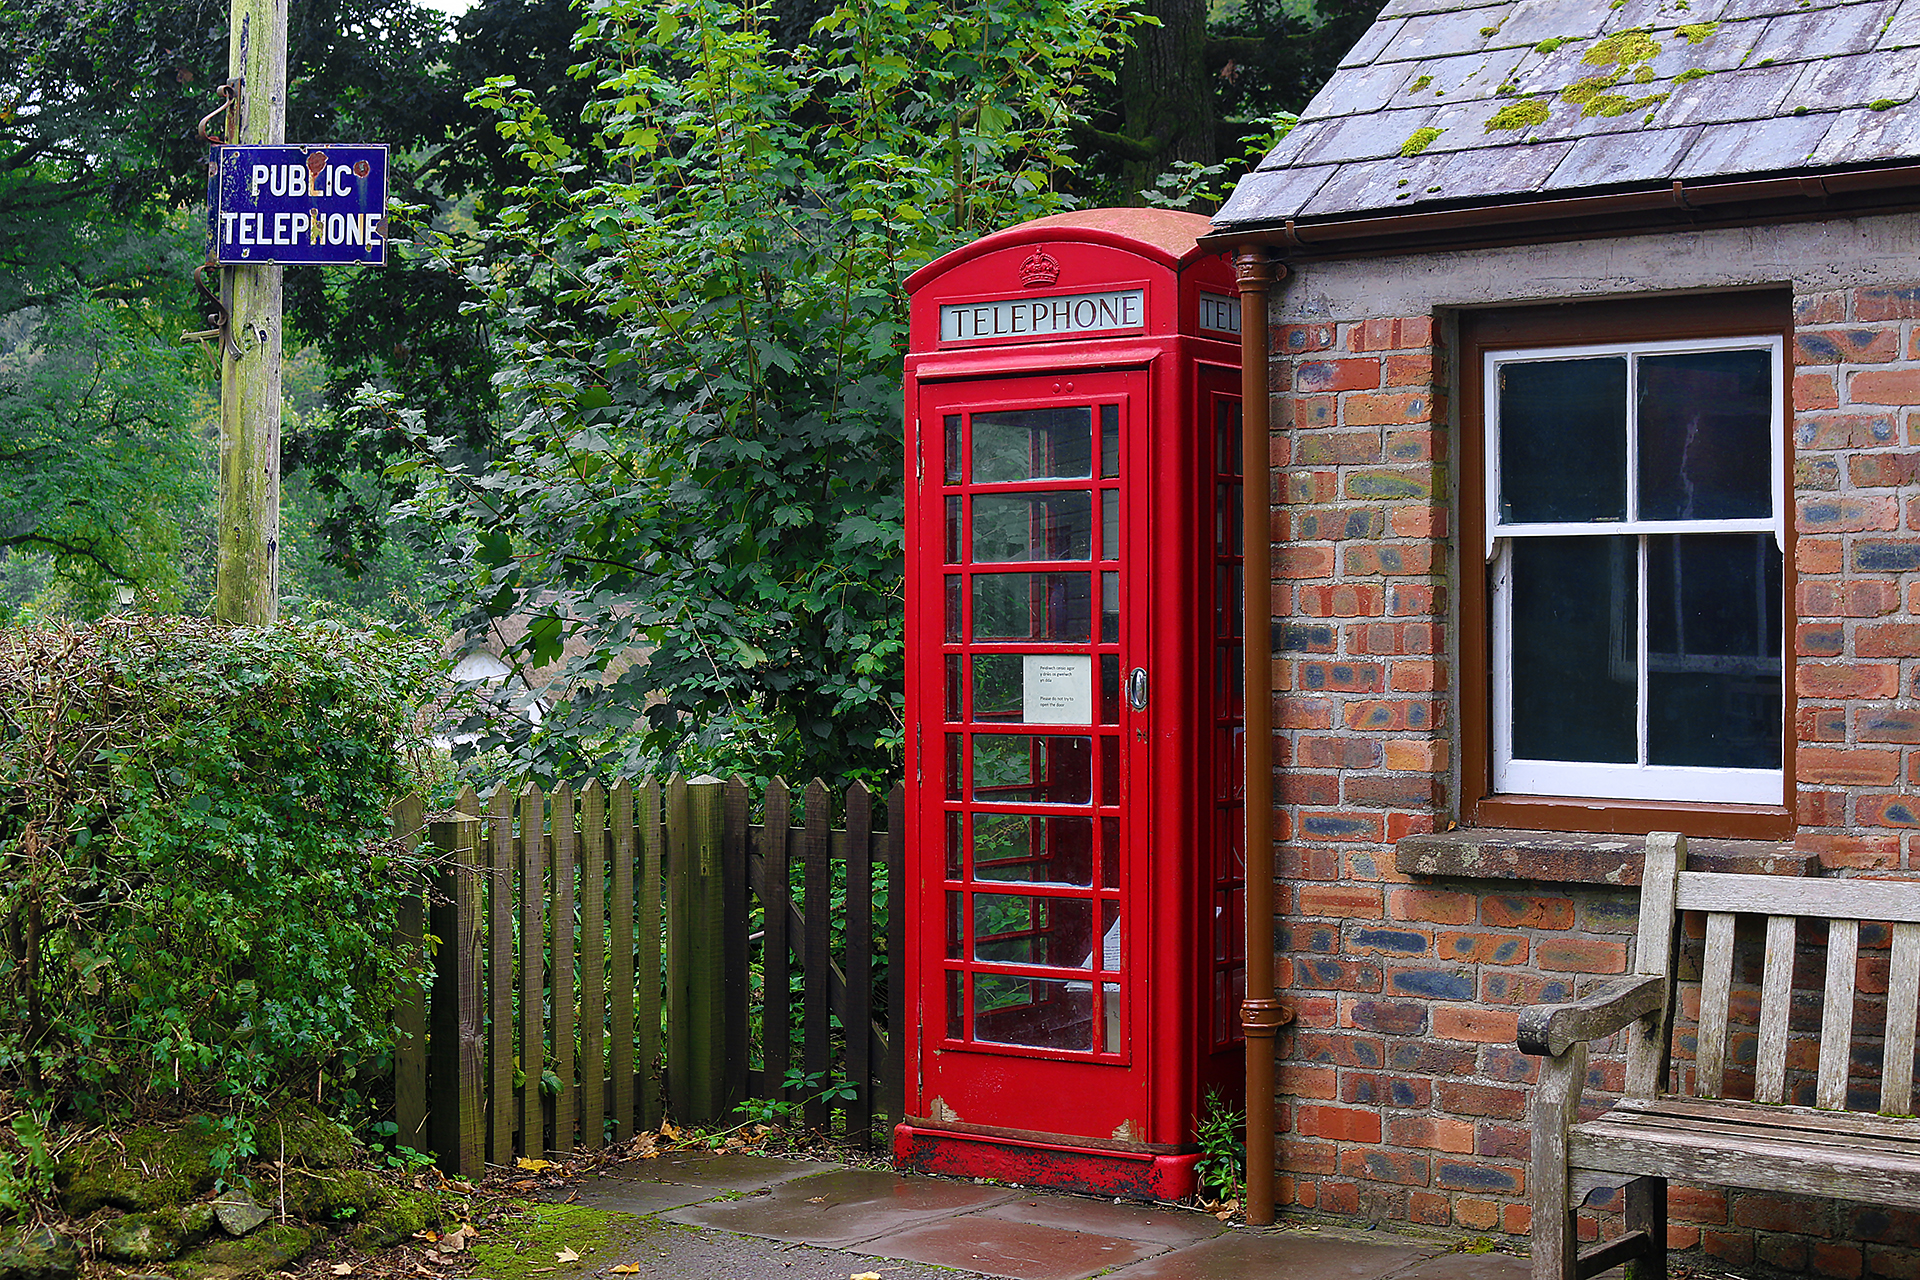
[1850,369,1920,406]
[1410,1192,1452,1227]
[1799,454,1842,489]
[1386,1115,1476,1154]
[1797,291,1848,324]
[1851,453,1920,487]
[1342,699,1440,732]
[1345,774,1443,808]
[1482,894,1576,930]
[1536,937,1629,973]
[1801,495,1900,532]
[1857,707,1920,742]
[1297,660,1385,693]
[1432,1005,1520,1043]
[1278,772,1339,805]
[1799,579,1903,617]
[1275,323,1336,354]
[1669,1185,1728,1225]
[1384,740,1450,773]
[1297,430,1383,465]
[1278,1064,1338,1099]
[1349,622,1442,655]
[1289,508,1387,541]
[1857,794,1920,829]
[1813,1242,1865,1278]
[1343,391,1432,427]
[1796,831,1902,871]
[1501,1203,1532,1237]
[1854,286,1920,320]
[1798,705,1847,742]
[1797,327,1902,364]
[1454,1198,1500,1231]
[1858,623,1920,657]
[1798,746,1903,785]
[1435,931,1528,965]
[1799,663,1901,699]
[1384,353,1435,387]
[1297,584,1386,617]
[1297,884,1384,918]
[1387,505,1447,539]
[1436,1081,1527,1119]
[1297,358,1382,393]
[1390,887,1476,925]
[1703,1230,1755,1265]
[1797,621,1845,657]
[1347,316,1432,353]
[1389,659,1446,693]
[1298,736,1383,769]
[1276,545,1335,579]
[1733,1193,1829,1235]
[1277,1136,1339,1175]
[1295,1103,1382,1143]
[1276,696,1335,729]
[1799,537,1845,573]
[1798,788,1848,826]
[1799,412,1899,449]
[1300,811,1385,841]
[1796,371,1840,409]
[1279,469,1338,504]
[1343,543,1437,575]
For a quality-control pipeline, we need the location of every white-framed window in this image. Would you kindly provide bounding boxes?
[1485,335,1785,804]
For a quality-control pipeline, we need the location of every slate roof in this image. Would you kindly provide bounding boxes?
[1211,0,1920,233]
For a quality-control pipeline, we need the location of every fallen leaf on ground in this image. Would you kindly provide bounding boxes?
[517,1158,555,1172]
[851,1273,883,1280]
[439,1226,473,1253]
[610,1266,642,1274]
[556,1248,580,1263]
[330,1266,354,1276]
[807,1196,827,1204]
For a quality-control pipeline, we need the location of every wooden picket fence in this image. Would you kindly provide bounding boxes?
[387,775,905,1174]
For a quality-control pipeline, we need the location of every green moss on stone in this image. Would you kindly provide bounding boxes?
[164,1225,315,1280]
[345,1187,445,1252]
[1409,74,1432,91]
[1582,91,1668,117]
[466,1202,661,1280]
[1486,98,1551,130]
[1400,127,1444,156]
[1583,28,1660,69]
[1674,67,1712,82]
[1673,21,1719,43]
[1870,98,1901,111]
[1535,36,1580,53]
[56,1119,223,1216]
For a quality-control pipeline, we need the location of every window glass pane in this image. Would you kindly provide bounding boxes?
[972,653,1093,724]
[1638,350,1774,521]
[944,496,962,563]
[1102,490,1118,561]
[1100,735,1119,806]
[946,970,964,1042]
[973,976,1092,1051]
[974,408,1092,484]
[1101,571,1119,643]
[944,414,963,485]
[1498,357,1627,523]
[1101,817,1120,890]
[944,575,961,641]
[971,734,1092,804]
[973,813,1095,885]
[1100,982,1123,1053]
[972,492,1093,562]
[945,653,962,721]
[972,893,1093,966]
[946,891,964,960]
[1101,654,1119,725]
[945,811,963,880]
[946,733,963,801]
[1647,533,1782,769]
[972,572,1091,640]
[1509,536,1636,763]
[1100,405,1120,478]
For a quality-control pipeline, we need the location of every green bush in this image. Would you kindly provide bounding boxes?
[0,616,438,1151]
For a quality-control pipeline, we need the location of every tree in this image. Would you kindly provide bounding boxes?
[0,295,212,616]
[369,0,1143,784]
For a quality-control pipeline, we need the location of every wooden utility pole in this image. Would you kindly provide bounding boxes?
[215,0,287,625]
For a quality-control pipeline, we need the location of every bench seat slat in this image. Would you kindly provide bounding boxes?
[1571,1100,1920,1210]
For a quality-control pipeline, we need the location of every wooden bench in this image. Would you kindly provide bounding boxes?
[1519,832,1920,1280]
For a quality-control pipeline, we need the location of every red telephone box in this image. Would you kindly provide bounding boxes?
[895,209,1245,1199]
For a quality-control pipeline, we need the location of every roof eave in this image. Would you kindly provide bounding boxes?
[1201,163,1920,263]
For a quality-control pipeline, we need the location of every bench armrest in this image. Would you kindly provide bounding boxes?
[1517,974,1666,1058]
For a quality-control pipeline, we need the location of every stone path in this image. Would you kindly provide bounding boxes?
[543,1151,1532,1280]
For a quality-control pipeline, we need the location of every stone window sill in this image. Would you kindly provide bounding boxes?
[1393,827,1812,886]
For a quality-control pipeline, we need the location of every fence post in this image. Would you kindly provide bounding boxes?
[666,776,728,1125]
[390,794,428,1154]
[427,793,485,1176]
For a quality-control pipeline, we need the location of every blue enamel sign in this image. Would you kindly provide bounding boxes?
[214,145,389,265]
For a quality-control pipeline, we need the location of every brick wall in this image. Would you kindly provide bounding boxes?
[1265,280,1920,1276]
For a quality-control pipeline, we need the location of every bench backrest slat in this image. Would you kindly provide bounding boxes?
[1886,922,1920,1117]
[1695,910,1737,1099]
[1677,872,1920,922]
[1627,833,1684,1099]
[1755,914,1797,1105]
[1817,918,1860,1110]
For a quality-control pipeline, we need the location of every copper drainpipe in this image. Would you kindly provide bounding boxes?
[1235,247,1288,1227]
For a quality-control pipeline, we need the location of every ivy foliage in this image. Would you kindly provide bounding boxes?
[0,616,438,1139]
[369,0,1143,785]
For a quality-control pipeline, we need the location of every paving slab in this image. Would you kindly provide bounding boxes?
[555,1173,730,1215]
[598,1150,838,1189]
[1098,1227,1435,1279]
[859,1215,1170,1280]
[971,1194,1227,1246]
[1393,1246,1532,1279]
[663,1166,1017,1246]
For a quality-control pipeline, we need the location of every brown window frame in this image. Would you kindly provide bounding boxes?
[1459,291,1796,841]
